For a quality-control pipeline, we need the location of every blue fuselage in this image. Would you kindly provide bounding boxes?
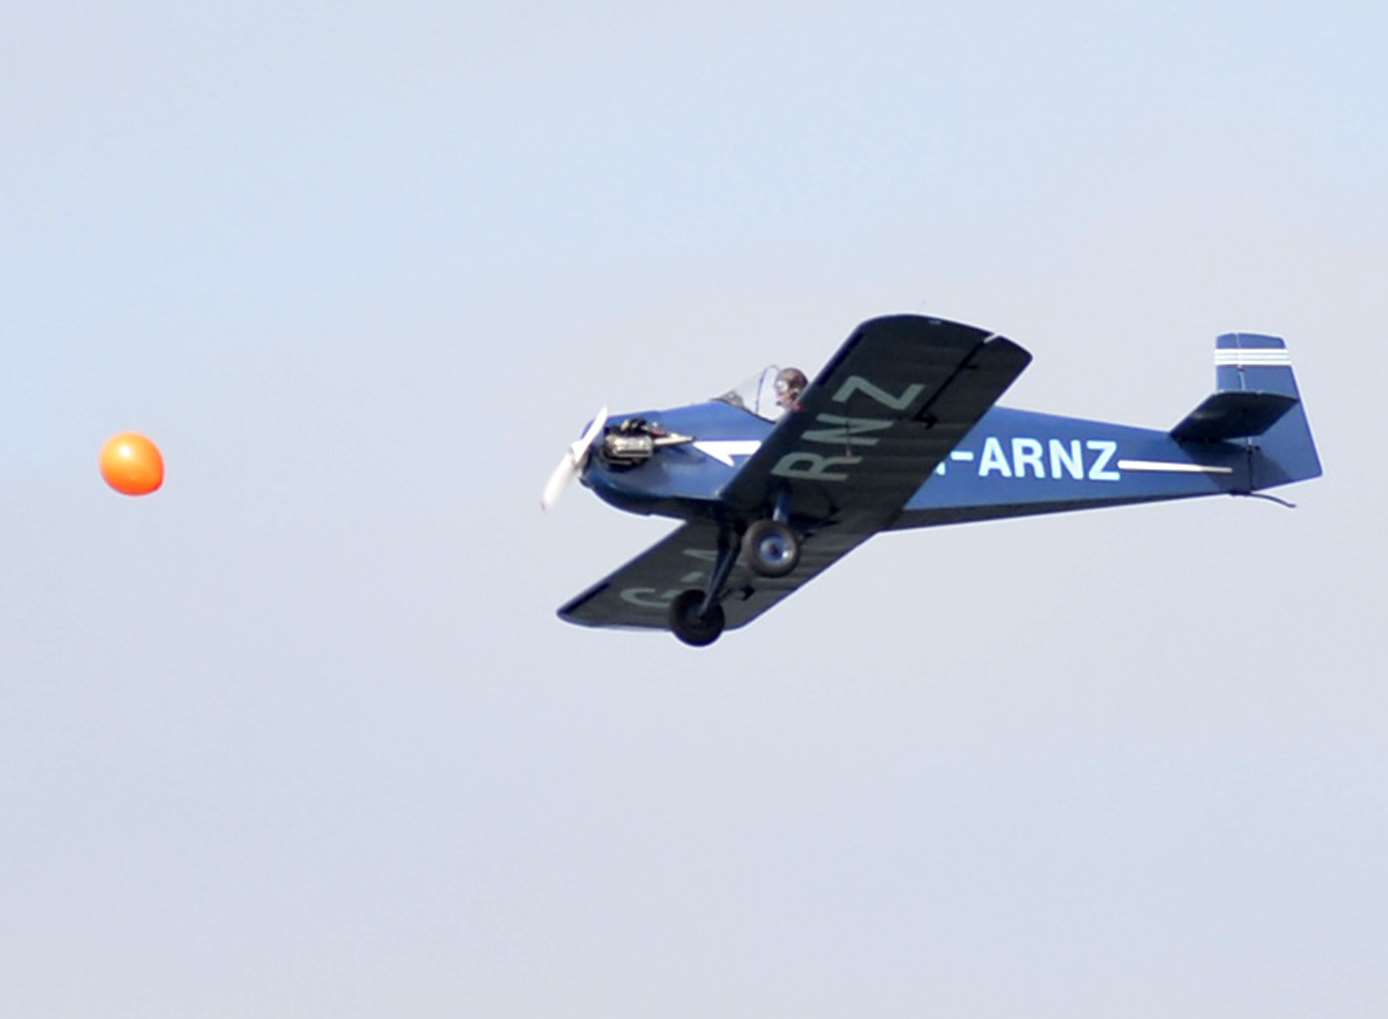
[583,401,1250,529]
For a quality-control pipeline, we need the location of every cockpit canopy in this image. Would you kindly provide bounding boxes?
[714,365,791,422]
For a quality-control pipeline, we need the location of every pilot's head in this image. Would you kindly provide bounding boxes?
[775,367,807,410]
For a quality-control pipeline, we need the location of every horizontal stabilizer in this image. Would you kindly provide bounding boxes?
[1171,390,1299,442]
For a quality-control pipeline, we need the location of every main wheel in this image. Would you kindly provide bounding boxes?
[742,520,800,578]
[668,589,725,647]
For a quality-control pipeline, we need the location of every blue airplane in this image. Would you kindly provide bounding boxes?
[542,315,1321,646]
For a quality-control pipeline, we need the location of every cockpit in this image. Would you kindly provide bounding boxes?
[714,365,807,422]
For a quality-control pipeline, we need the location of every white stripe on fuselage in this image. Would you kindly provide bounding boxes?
[1116,459,1233,475]
[694,441,1232,478]
[693,440,762,466]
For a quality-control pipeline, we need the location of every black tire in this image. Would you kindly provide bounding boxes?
[668,589,725,647]
[742,520,800,578]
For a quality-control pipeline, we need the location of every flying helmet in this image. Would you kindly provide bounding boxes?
[774,367,807,408]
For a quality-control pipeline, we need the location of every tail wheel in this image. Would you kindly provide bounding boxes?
[668,589,726,647]
[742,520,800,578]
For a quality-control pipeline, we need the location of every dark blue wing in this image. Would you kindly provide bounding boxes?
[720,315,1032,529]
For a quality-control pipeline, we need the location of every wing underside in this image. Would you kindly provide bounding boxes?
[558,520,870,631]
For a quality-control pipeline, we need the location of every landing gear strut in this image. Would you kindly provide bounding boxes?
[668,527,739,647]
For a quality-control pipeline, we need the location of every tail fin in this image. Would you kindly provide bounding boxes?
[1172,332,1322,489]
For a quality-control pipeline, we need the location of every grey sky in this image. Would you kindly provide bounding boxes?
[4,3,1386,1016]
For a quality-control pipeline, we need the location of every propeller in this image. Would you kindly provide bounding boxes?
[540,406,608,511]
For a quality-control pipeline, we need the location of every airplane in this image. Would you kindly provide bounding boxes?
[541,314,1321,647]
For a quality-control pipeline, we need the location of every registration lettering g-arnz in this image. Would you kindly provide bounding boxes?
[769,375,923,482]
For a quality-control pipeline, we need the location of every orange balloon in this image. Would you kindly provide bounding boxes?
[100,432,164,496]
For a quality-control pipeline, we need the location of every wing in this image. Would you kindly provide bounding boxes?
[558,520,869,632]
[720,315,1032,529]
[559,315,1032,634]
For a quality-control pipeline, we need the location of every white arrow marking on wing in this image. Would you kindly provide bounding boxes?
[692,440,763,466]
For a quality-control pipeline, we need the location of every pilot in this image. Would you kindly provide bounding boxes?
[774,367,807,411]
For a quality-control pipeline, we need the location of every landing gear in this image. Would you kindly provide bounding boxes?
[669,589,726,647]
[668,526,740,647]
[742,519,800,578]
[666,518,801,646]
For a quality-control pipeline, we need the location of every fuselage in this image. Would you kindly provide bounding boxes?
[581,400,1253,529]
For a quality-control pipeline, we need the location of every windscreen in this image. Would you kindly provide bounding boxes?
[714,365,785,422]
